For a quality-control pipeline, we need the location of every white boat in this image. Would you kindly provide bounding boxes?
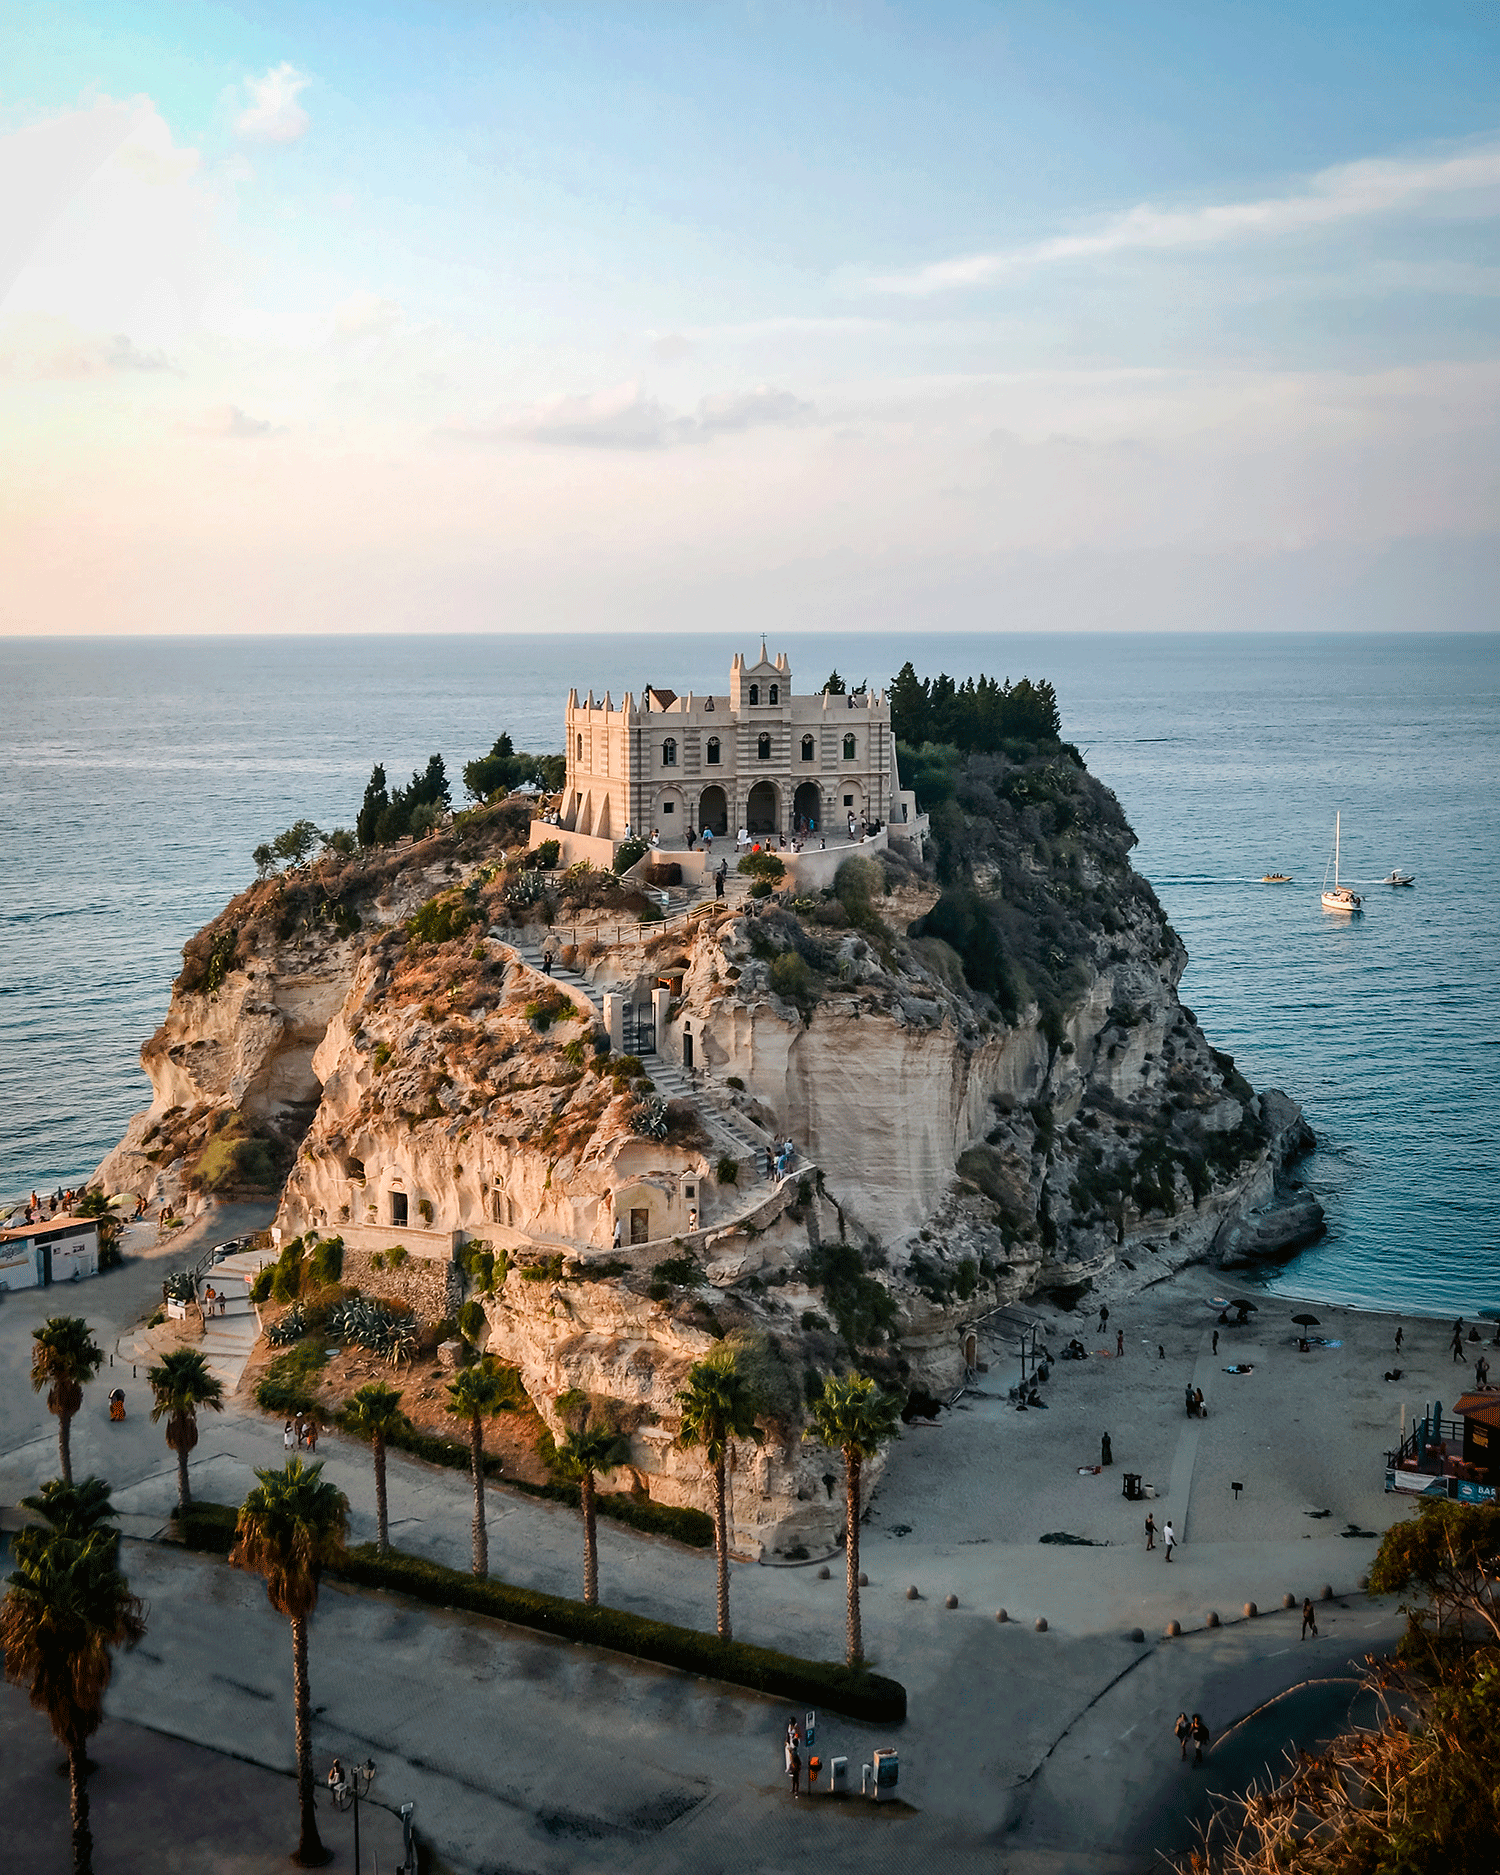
[1381,869,1416,887]
[1321,812,1362,914]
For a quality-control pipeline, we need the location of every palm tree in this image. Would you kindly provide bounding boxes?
[232,1460,348,1867]
[1,1491,146,1875]
[344,1381,409,1554]
[447,1365,512,1576]
[30,1317,105,1485]
[17,1477,121,1555]
[675,1348,761,1641]
[146,1348,225,1514]
[807,1372,902,1665]
[554,1418,629,1606]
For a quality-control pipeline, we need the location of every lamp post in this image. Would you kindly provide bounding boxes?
[328,1757,376,1872]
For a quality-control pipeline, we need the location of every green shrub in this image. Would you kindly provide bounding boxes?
[748,878,773,900]
[458,1299,487,1341]
[737,851,786,882]
[769,951,815,1009]
[651,1255,702,1289]
[716,1155,739,1185]
[407,890,479,947]
[308,1236,344,1285]
[613,837,649,874]
[534,839,561,869]
[254,1341,327,1416]
[250,1265,274,1304]
[170,1500,239,1556]
[336,1544,905,1721]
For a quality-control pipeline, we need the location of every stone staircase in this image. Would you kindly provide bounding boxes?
[196,1247,276,1393]
[503,934,775,1191]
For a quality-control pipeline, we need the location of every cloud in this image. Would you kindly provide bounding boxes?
[650,331,694,362]
[235,64,312,144]
[696,385,812,434]
[454,379,814,450]
[195,404,280,439]
[873,139,1500,295]
[0,314,177,378]
[333,291,403,341]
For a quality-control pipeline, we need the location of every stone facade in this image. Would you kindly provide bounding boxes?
[562,645,911,846]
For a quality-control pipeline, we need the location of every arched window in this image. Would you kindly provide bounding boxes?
[843,733,857,760]
[576,733,583,760]
[758,732,772,761]
[749,683,759,705]
[706,736,721,765]
[769,684,779,704]
[801,734,815,763]
[662,738,677,767]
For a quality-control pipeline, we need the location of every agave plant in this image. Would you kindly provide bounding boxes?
[326,1294,418,1363]
[630,1097,669,1141]
[265,1304,309,1347]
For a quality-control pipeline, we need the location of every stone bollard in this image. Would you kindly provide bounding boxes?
[1282,1592,1297,1609]
[858,1572,868,1587]
[437,1339,465,1372]
[1206,1611,1220,1628]
[944,1594,958,1609]
[1358,1575,1369,1591]
[906,1585,920,1600]
[1034,1616,1048,1632]
[1129,1628,1145,1643]
[817,1565,831,1580]
[1244,1602,1258,1619]
[1320,1584,1333,1601]
[996,1609,1009,1623]
[1165,1619,1181,1637]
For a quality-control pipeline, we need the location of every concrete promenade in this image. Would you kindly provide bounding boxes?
[1,1202,1442,1873]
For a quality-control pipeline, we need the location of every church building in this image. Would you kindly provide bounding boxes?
[561,645,907,845]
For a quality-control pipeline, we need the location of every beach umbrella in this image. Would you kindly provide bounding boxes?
[1228,1298,1259,1313]
[1291,1312,1321,1327]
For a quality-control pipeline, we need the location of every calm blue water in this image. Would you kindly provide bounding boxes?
[1,633,1496,1316]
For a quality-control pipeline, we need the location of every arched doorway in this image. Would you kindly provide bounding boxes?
[793,780,821,834]
[698,785,728,835]
[746,780,778,834]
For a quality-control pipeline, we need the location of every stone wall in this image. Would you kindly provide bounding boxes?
[342,1247,464,1321]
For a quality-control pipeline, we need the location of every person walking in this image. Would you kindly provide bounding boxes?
[283,1419,295,1453]
[1098,1304,1109,1335]
[1193,1387,1207,1419]
[1101,1431,1113,1467]
[1185,1382,1196,1418]
[542,948,554,976]
[1301,1596,1318,1640]
[1476,1354,1491,1389]
[1452,1323,1466,1364]
[1394,1324,1403,1354]
[1144,1512,1157,1551]
[1116,1329,1124,1358]
[1174,1712,1191,1760]
[1163,1519,1176,1562]
[1212,1329,1219,1356]
[788,1743,802,1800]
[1191,1714,1210,1767]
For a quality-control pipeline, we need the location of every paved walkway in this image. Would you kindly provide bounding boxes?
[0,1201,1433,1873]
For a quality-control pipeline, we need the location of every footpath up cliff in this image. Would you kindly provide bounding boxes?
[97,745,1321,1555]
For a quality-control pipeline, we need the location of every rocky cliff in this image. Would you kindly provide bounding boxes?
[97,746,1321,1556]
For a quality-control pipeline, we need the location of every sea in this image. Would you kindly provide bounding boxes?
[1,632,1495,1320]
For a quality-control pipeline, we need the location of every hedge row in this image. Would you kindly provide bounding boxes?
[337,1543,907,1723]
[170,1501,239,1555]
[354,1415,714,1549]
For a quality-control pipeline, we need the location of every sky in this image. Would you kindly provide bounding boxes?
[2,1,1497,636]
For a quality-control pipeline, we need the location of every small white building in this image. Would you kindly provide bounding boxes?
[562,644,915,846]
[0,1216,100,1291]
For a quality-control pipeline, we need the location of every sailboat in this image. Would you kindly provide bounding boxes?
[1321,812,1362,914]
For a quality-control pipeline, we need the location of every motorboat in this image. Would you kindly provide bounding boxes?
[1380,870,1416,887]
[1261,873,1291,884]
[1321,812,1362,914]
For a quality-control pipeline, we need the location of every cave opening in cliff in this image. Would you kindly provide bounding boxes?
[390,1190,408,1227]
